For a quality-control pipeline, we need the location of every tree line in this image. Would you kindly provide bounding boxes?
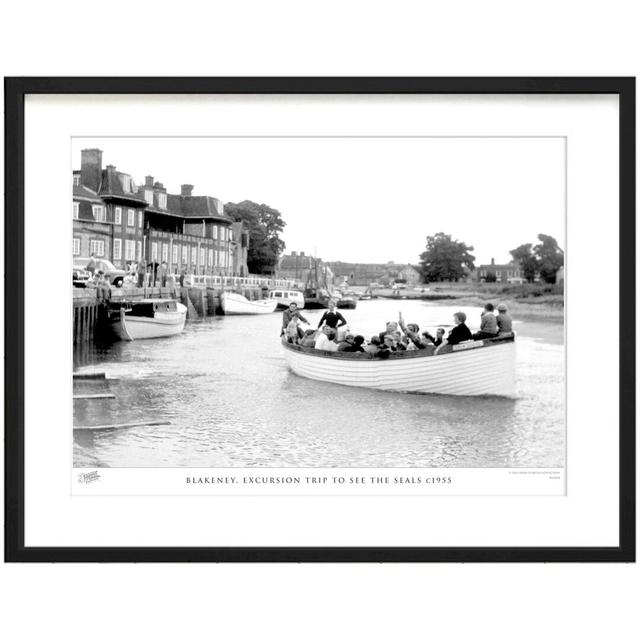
[419,232,564,284]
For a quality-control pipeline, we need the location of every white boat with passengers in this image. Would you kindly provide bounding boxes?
[112,299,187,341]
[282,334,516,397]
[268,289,305,309]
[221,291,278,315]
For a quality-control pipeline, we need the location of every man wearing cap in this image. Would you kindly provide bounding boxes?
[496,303,513,334]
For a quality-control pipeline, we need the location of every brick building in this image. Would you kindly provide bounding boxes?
[73,148,236,275]
[476,258,525,283]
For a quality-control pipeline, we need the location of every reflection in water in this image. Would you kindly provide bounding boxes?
[73,299,564,468]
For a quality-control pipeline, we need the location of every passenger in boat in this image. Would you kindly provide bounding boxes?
[423,328,445,347]
[300,329,318,347]
[496,303,513,334]
[398,312,429,349]
[285,318,301,344]
[336,333,354,351]
[345,335,366,353]
[392,330,407,351]
[435,311,473,354]
[382,334,398,352]
[472,303,499,340]
[317,300,347,330]
[378,320,399,343]
[364,336,381,355]
[314,326,339,352]
[281,302,309,339]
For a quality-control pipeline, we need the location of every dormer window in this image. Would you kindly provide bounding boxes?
[73,174,80,186]
[158,193,167,209]
[121,175,132,192]
[144,190,154,206]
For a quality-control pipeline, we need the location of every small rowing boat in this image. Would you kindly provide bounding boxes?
[112,299,187,341]
[281,334,516,397]
[221,291,278,315]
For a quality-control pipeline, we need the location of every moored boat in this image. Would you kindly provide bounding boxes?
[221,291,278,315]
[112,299,187,341]
[281,334,516,397]
[269,289,305,309]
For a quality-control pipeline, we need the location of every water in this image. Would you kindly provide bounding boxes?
[73,299,565,468]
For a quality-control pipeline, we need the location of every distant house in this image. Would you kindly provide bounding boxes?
[397,264,422,286]
[326,261,421,286]
[476,258,526,283]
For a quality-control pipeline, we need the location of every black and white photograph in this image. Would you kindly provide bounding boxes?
[72,136,565,474]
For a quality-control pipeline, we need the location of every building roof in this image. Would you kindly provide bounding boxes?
[166,194,229,221]
[73,184,103,203]
[478,261,518,270]
[98,168,148,206]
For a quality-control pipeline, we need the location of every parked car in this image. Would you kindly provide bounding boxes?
[73,258,126,287]
[73,265,91,288]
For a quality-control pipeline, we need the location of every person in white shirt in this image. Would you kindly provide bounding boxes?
[314,326,339,351]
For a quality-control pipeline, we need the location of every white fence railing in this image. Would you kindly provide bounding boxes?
[190,275,302,289]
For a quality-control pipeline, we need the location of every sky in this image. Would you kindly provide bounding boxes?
[73,137,565,266]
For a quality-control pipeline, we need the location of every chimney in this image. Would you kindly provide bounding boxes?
[491,257,495,265]
[181,184,193,197]
[154,181,164,190]
[80,148,102,192]
[291,251,297,257]
[300,251,305,257]
[145,176,154,187]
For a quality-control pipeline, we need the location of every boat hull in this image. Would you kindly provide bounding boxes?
[282,338,516,397]
[115,304,187,341]
[221,292,278,315]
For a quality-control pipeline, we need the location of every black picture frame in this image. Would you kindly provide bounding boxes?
[4,77,635,563]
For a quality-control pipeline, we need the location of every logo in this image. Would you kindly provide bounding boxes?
[77,470,101,484]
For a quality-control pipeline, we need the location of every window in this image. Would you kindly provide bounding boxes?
[182,246,188,264]
[208,248,213,266]
[172,244,178,264]
[144,190,154,206]
[274,291,282,298]
[213,226,218,239]
[113,239,122,260]
[73,202,79,219]
[73,238,81,256]
[191,246,197,264]
[200,247,205,266]
[162,243,169,263]
[73,174,80,186]
[121,175,132,192]
[158,193,167,209]
[151,242,158,261]
[137,241,142,261]
[127,209,135,226]
[92,205,105,222]
[89,239,105,257]
[138,211,143,228]
[125,240,135,261]
[114,207,122,225]
[215,250,220,267]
